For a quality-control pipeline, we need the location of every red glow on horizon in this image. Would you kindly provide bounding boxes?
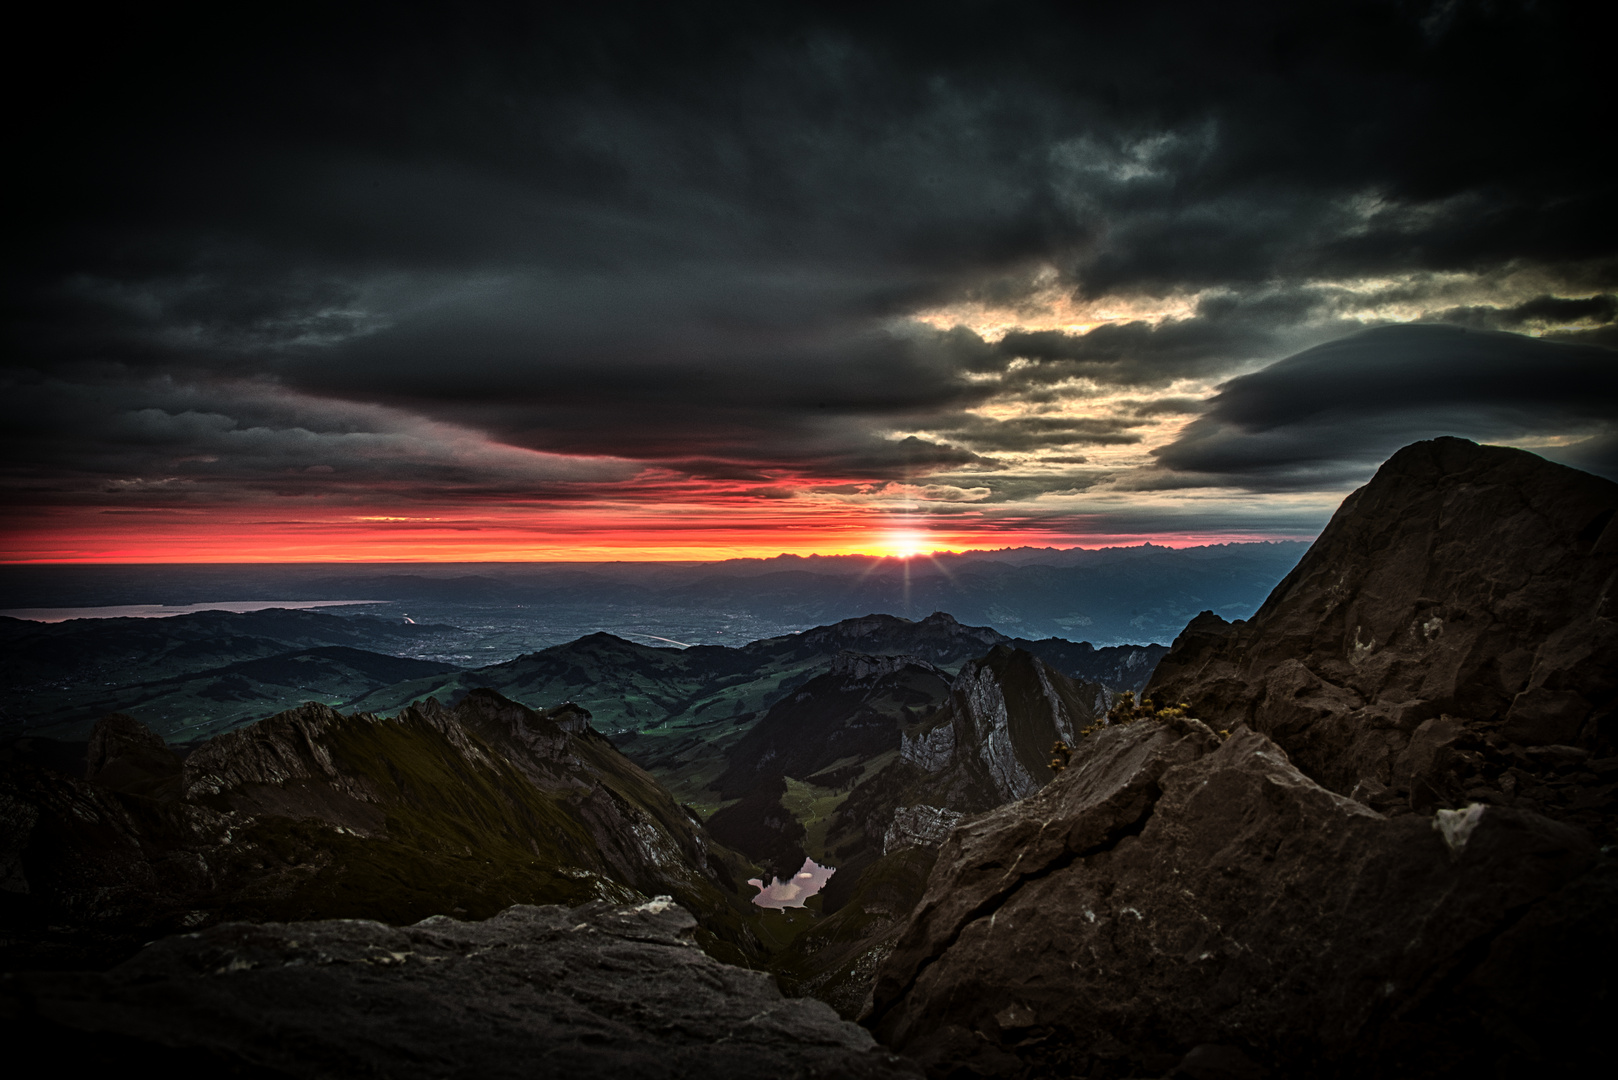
[1,503,1312,563]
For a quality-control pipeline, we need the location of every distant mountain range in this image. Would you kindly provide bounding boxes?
[0,541,1309,647]
[1,606,1165,768]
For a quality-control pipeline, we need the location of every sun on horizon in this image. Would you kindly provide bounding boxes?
[869,530,934,559]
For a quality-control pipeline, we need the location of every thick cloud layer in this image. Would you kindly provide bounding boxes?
[5,1,1615,552]
[1151,325,1618,486]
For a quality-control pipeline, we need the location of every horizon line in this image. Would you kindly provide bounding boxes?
[0,537,1317,567]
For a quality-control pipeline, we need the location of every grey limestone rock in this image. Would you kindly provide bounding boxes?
[2,899,921,1079]
[898,719,955,772]
[930,645,1105,808]
[881,805,965,855]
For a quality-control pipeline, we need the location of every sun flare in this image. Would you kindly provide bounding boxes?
[875,530,930,559]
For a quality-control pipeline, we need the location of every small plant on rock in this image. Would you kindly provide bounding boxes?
[1105,691,1196,726]
[1049,740,1073,772]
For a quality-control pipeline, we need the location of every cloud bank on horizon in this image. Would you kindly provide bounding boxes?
[4,1,1613,560]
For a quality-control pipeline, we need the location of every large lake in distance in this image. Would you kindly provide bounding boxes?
[0,600,387,623]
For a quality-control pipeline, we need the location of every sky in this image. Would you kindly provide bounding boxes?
[5,0,1614,562]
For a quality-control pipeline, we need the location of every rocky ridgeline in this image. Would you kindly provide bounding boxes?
[863,439,1615,1076]
[3,899,919,1079]
[1146,437,1617,832]
[829,650,946,685]
[1,689,759,969]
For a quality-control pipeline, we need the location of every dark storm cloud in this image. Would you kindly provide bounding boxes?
[6,0,1614,507]
[986,285,1370,394]
[0,370,637,508]
[937,414,1145,453]
[1151,325,1618,486]
[1429,293,1618,334]
[994,308,1291,390]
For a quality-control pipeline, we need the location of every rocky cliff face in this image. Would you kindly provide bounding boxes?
[1146,438,1617,830]
[2,898,921,1079]
[0,690,759,969]
[764,648,1107,1017]
[941,644,1103,803]
[863,440,1616,1076]
[880,645,1105,819]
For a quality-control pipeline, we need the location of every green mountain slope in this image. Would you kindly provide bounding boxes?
[12,646,464,743]
[2,690,763,970]
[2,609,456,738]
[350,612,1159,809]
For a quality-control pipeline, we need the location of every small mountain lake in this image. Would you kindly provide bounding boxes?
[748,857,836,909]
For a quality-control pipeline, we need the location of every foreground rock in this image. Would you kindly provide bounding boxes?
[1146,437,1618,833]
[864,441,1617,1076]
[865,718,1611,1077]
[2,899,920,1080]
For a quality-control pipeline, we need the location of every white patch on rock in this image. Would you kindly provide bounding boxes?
[634,895,677,915]
[1433,803,1487,855]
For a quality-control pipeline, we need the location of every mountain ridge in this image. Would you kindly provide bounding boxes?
[864,437,1617,1076]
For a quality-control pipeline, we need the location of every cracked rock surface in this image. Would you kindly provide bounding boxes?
[864,722,1610,1078]
[2,899,920,1080]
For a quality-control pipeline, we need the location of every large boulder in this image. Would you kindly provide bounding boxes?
[865,719,1610,1078]
[2,899,921,1079]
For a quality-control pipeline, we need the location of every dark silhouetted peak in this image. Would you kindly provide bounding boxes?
[1147,437,1617,823]
[941,647,1106,803]
[829,651,945,683]
[86,713,167,780]
[791,612,1010,666]
[712,653,953,804]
